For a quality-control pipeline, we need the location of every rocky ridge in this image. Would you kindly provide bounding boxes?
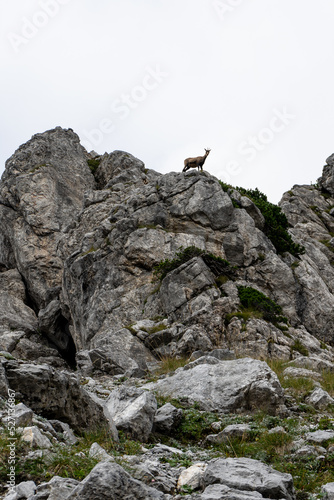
[2,128,334,498]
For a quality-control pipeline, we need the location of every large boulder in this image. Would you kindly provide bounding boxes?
[0,127,95,309]
[67,461,166,499]
[154,403,183,434]
[145,357,285,415]
[319,156,334,196]
[0,269,37,333]
[3,360,117,436]
[106,387,157,442]
[203,457,295,500]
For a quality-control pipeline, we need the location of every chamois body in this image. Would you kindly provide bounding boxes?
[183,148,211,172]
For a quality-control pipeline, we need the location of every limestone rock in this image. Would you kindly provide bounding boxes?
[89,442,114,462]
[0,127,95,310]
[49,420,78,445]
[0,269,37,333]
[203,457,295,500]
[283,366,322,381]
[322,482,334,500]
[319,158,334,196]
[94,150,147,190]
[193,484,272,499]
[4,360,115,434]
[29,476,79,499]
[305,430,334,444]
[21,426,52,448]
[2,402,33,427]
[154,403,183,434]
[145,357,285,415]
[158,257,216,318]
[206,424,252,445]
[306,387,334,409]
[106,386,157,442]
[177,463,207,491]
[67,461,166,499]
[3,481,36,500]
[0,360,9,397]
[294,445,325,459]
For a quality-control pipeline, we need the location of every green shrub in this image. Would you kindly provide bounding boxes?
[153,246,204,280]
[87,157,101,173]
[220,184,305,257]
[291,339,309,357]
[176,408,218,443]
[155,355,189,376]
[153,246,235,281]
[237,286,288,326]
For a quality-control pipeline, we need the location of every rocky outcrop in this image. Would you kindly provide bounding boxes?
[3,129,334,498]
[2,359,117,435]
[106,386,157,442]
[145,357,286,415]
[2,128,334,372]
[202,458,295,500]
[67,461,166,500]
[0,127,94,364]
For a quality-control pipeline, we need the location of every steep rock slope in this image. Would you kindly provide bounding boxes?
[3,129,334,499]
[1,128,334,374]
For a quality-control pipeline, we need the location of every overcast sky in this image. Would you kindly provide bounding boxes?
[1,0,334,203]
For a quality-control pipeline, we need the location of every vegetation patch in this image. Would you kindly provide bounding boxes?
[237,286,288,326]
[141,323,167,335]
[159,453,193,468]
[153,246,236,281]
[154,355,189,376]
[176,407,219,443]
[219,183,305,257]
[0,427,144,492]
[87,157,101,173]
[29,163,48,173]
[291,339,309,357]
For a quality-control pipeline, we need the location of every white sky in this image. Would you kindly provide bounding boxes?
[1,0,334,203]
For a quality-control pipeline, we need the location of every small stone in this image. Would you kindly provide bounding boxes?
[21,426,52,449]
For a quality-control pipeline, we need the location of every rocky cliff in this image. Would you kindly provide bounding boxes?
[2,127,334,499]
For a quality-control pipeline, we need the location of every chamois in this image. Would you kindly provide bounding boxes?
[183,148,211,172]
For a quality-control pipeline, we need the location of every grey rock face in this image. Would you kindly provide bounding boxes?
[154,403,183,434]
[305,430,334,444]
[106,386,157,442]
[306,387,334,409]
[0,127,95,309]
[194,484,271,499]
[0,269,37,334]
[278,178,334,344]
[203,457,295,500]
[1,402,33,427]
[322,482,334,500]
[67,461,166,499]
[206,424,252,445]
[319,157,334,195]
[94,150,146,189]
[0,360,9,396]
[4,360,115,434]
[1,128,334,384]
[145,357,285,415]
[29,476,79,500]
[4,480,36,499]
